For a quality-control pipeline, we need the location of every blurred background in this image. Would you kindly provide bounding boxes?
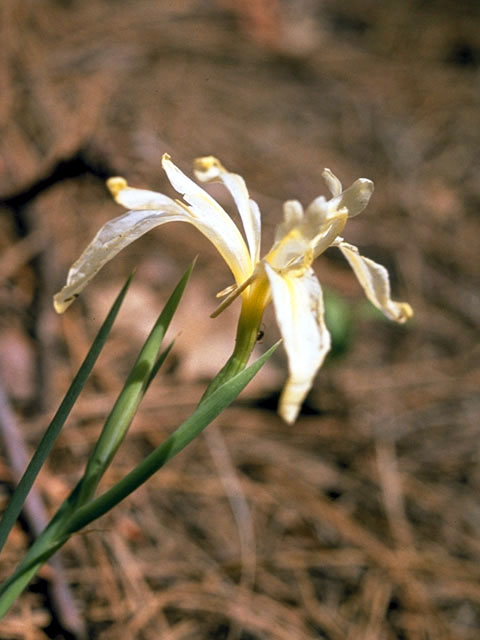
[0,1,479,638]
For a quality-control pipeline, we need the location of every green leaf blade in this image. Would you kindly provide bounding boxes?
[0,273,134,554]
[75,261,195,505]
[65,341,279,534]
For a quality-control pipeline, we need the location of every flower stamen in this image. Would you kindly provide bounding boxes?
[210,272,257,318]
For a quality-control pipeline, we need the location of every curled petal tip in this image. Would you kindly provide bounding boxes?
[322,168,343,198]
[106,177,128,198]
[193,156,226,182]
[194,155,222,169]
[53,293,78,314]
[53,299,64,314]
[394,302,414,324]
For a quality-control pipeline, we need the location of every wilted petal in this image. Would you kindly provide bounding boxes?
[337,241,413,323]
[264,263,331,424]
[194,156,261,264]
[53,201,190,313]
[163,154,252,283]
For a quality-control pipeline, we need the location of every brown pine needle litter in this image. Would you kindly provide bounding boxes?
[0,1,479,638]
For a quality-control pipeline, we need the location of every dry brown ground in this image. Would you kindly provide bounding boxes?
[0,1,479,638]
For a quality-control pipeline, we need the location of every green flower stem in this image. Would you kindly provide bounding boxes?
[204,278,270,397]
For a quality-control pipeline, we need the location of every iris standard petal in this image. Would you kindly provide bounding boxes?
[194,156,261,264]
[322,168,343,198]
[330,178,374,218]
[53,202,191,313]
[337,241,413,323]
[311,213,348,259]
[304,195,328,225]
[162,154,252,284]
[264,263,331,424]
[273,200,304,244]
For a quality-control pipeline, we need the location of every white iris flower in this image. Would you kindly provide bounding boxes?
[54,155,412,423]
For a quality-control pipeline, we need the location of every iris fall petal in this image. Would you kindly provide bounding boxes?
[264,263,331,424]
[337,241,413,323]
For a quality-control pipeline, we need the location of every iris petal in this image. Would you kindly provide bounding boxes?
[54,155,255,313]
[337,241,413,323]
[322,168,342,198]
[264,263,331,424]
[107,177,180,210]
[331,178,374,218]
[194,156,261,264]
[53,201,191,313]
[161,155,252,284]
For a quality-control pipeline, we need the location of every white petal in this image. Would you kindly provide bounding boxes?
[331,178,374,218]
[311,213,348,258]
[107,177,179,210]
[322,168,342,197]
[194,156,261,264]
[338,242,413,323]
[53,200,190,313]
[246,199,262,262]
[264,263,331,424]
[267,205,347,272]
[282,200,304,226]
[162,154,252,283]
[273,200,304,243]
[304,195,328,225]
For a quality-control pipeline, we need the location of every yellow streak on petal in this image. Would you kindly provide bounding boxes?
[53,293,78,314]
[193,156,227,181]
[393,302,414,323]
[106,177,128,199]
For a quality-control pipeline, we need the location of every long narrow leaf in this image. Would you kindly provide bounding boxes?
[0,274,134,554]
[65,341,279,534]
[145,340,175,391]
[0,342,278,617]
[75,262,194,506]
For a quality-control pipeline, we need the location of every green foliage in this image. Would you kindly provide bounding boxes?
[0,273,134,554]
[0,263,277,618]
